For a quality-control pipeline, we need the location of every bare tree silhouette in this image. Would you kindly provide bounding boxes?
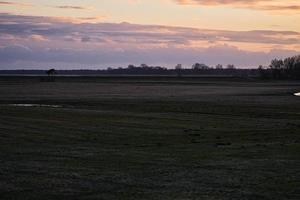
[45,68,57,82]
[175,64,182,77]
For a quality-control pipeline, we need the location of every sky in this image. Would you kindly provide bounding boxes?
[0,0,300,69]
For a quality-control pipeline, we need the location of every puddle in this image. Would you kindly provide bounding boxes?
[294,92,300,96]
[9,104,62,108]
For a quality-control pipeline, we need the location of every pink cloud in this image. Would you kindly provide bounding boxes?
[0,13,299,69]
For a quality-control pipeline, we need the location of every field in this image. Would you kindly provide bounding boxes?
[0,76,299,200]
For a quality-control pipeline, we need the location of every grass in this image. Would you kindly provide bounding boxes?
[0,76,299,199]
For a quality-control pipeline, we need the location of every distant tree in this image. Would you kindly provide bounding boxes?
[226,64,236,69]
[269,58,284,79]
[192,63,201,70]
[283,55,300,79]
[140,64,148,68]
[294,55,300,78]
[128,64,135,69]
[175,64,182,77]
[45,68,57,82]
[192,63,209,70]
[258,65,268,79]
[283,57,294,77]
[266,55,300,79]
[46,68,56,76]
[215,64,223,70]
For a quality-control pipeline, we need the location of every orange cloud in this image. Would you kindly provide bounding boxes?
[173,0,300,13]
[30,34,48,41]
[49,16,106,24]
[51,5,94,11]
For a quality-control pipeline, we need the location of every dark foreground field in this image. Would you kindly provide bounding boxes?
[0,76,299,200]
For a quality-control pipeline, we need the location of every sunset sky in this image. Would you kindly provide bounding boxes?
[0,0,300,69]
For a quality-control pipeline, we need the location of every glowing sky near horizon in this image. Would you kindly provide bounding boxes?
[0,0,300,69]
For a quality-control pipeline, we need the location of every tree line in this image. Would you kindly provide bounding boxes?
[0,64,258,77]
[259,55,300,79]
[1,55,299,79]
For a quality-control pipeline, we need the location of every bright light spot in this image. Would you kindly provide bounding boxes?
[294,92,300,96]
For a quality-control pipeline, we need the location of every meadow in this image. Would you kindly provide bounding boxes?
[0,76,299,200]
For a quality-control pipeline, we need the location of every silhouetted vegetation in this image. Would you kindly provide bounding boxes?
[46,68,57,77]
[41,68,57,82]
[0,64,258,77]
[258,55,300,79]
[1,55,299,80]
[175,64,182,77]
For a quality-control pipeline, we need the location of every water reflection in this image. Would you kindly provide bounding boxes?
[9,104,62,108]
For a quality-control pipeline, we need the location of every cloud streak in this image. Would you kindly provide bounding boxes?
[0,1,32,7]
[0,13,298,45]
[0,1,92,10]
[173,0,300,13]
[51,5,93,10]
